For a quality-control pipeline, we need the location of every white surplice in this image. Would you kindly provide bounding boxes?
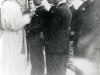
[0,0,30,75]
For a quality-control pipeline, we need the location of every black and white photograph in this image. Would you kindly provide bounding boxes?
[0,0,100,75]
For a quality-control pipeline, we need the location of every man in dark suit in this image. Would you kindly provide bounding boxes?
[76,0,100,59]
[71,0,97,57]
[70,0,91,57]
[24,0,35,64]
[44,0,72,75]
[27,0,48,75]
[71,0,100,75]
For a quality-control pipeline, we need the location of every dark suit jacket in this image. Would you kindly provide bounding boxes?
[73,1,100,74]
[70,1,92,52]
[28,5,48,46]
[71,1,89,32]
[70,5,76,17]
[69,5,76,41]
[44,3,72,54]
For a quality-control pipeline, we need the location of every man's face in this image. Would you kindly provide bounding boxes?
[28,1,34,9]
[33,0,43,6]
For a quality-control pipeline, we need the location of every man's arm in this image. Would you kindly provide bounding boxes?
[1,1,31,31]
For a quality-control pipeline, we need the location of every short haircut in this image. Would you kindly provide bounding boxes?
[28,0,33,2]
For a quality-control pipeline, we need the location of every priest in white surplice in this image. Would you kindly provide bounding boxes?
[0,0,33,75]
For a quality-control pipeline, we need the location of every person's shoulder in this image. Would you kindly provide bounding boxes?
[3,1,15,6]
[38,5,50,13]
[58,4,70,12]
[58,3,72,17]
[2,1,18,9]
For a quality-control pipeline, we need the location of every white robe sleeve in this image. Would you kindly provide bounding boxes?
[1,1,31,31]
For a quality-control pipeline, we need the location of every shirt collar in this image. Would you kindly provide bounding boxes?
[56,0,66,8]
[35,4,43,9]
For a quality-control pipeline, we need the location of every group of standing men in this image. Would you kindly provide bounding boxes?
[26,0,72,75]
[25,0,99,75]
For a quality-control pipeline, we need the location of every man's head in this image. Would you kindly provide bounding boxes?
[28,0,34,9]
[47,0,65,5]
[33,0,43,6]
[47,0,55,4]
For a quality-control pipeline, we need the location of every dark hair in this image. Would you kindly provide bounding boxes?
[28,0,33,2]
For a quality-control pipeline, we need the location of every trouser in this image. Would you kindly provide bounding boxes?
[29,35,45,75]
[73,33,80,57]
[46,53,68,75]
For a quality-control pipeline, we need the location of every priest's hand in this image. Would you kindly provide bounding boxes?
[28,10,35,18]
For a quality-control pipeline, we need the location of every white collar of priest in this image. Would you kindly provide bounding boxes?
[56,0,66,8]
